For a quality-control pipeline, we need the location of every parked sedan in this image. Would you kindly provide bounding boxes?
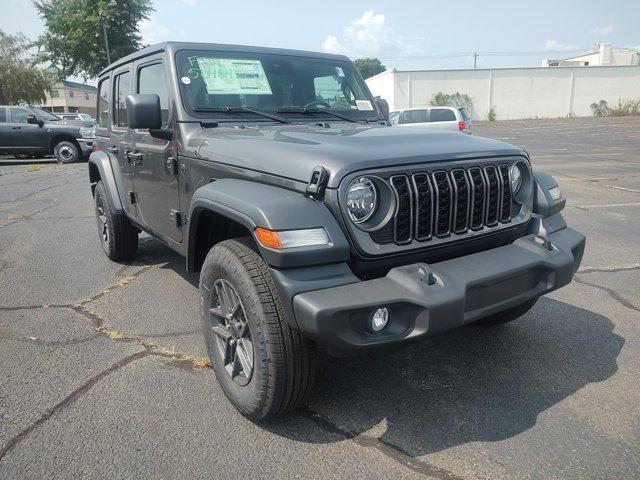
[60,113,95,123]
[389,106,471,134]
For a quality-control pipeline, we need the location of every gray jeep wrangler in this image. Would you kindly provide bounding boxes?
[88,42,585,420]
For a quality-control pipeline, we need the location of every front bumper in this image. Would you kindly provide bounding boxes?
[291,227,585,354]
[77,138,95,157]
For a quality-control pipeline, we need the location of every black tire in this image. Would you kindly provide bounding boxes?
[53,140,80,163]
[94,181,138,261]
[200,238,316,420]
[475,298,538,326]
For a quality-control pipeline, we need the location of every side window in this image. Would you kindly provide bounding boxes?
[0,108,6,123]
[10,108,30,124]
[97,77,110,127]
[401,109,428,124]
[138,63,169,127]
[430,109,456,122]
[114,71,131,127]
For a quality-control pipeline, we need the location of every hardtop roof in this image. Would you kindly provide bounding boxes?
[98,41,351,77]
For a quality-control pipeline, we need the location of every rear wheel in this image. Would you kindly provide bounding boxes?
[200,238,316,420]
[54,140,80,163]
[475,298,538,326]
[94,181,138,261]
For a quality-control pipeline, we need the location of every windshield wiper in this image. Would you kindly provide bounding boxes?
[276,107,359,123]
[192,106,289,124]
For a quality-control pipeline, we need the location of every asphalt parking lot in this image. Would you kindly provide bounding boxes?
[1,116,639,479]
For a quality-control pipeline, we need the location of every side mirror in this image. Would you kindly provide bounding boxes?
[27,115,43,127]
[375,97,390,120]
[125,94,162,129]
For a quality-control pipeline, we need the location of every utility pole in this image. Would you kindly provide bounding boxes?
[473,52,479,69]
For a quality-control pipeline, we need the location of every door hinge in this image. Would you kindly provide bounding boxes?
[306,165,328,199]
[165,156,178,175]
[128,191,137,204]
[169,209,182,228]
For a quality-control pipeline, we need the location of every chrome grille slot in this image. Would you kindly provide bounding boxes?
[432,171,452,237]
[498,164,512,222]
[467,167,486,229]
[411,173,433,240]
[483,166,500,226]
[390,175,412,244]
[450,169,470,233]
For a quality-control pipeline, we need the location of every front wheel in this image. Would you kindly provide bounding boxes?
[54,140,80,163]
[200,238,316,420]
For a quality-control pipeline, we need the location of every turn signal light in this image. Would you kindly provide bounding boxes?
[254,228,282,249]
[458,121,467,132]
[254,227,330,250]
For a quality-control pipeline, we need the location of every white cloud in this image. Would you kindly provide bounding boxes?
[321,10,417,58]
[545,40,580,52]
[594,24,614,35]
[139,19,173,45]
[182,0,198,6]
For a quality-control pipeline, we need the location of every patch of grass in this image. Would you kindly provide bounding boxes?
[103,330,124,340]
[22,164,42,174]
[487,107,497,122]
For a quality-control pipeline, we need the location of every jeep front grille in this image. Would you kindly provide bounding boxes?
[384,164,513,245]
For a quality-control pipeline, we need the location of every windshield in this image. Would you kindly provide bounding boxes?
[175,50,379,122]
[32,107,60,121]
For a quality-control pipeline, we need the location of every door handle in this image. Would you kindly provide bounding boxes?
[12,126,21,130]
[107,146,119,154]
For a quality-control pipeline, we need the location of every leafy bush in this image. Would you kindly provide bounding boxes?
[487,107,497,122]
[431,92,474,113]
[591,99,640,117]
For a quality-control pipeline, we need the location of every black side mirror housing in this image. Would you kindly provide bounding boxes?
[27,115,43,127]
[125,94,162,129]
[375,97,390,121]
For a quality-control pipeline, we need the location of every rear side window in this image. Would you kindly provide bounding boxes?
[430,109,456,122]
[97,77,110,127]
[402,109,428,124]
[138,63,169,127]
[114,71,131,127]
[0,108,5,123]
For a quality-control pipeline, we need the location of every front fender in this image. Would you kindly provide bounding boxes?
[88,151,123,213]
[188,179,350,269]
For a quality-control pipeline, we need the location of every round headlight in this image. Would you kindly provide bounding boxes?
[510,163,523,193]
[346,177,378,223]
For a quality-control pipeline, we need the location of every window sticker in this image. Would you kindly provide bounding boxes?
[335,66,345,77]
[356,100,374,111]
[181,76,191,85]
[196,58,273,95]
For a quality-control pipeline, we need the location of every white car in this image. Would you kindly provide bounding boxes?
[389,106,471,134]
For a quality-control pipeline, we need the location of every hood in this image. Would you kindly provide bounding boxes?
[196,123,524,188]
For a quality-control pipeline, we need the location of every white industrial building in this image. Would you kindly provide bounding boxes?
[542,43,640,67]
[366,64,640,121]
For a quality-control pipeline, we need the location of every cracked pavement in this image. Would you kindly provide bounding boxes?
[1,116,639,479]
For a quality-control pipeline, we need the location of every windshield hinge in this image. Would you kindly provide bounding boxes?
[306,166,328,199]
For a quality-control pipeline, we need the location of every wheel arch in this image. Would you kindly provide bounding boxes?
[87,151,123,212]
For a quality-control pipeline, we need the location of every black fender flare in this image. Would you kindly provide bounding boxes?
[88,151,123,213]
[532,168,566,217]
[187,179,350,270]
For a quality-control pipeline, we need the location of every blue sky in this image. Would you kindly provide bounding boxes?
[2,0,639,73]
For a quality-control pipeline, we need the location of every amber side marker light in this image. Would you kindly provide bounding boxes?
[254,227,330,250]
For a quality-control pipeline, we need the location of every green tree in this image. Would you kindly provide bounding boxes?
[34,0,153,80]
[354,58,386,79]
[0,30,52,104]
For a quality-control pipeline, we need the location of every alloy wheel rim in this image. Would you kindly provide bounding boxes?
[96,199,109,248]
[209,279,253,386]
[58,145,74,161]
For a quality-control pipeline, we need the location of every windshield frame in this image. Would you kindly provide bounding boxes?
[174,48,382,124]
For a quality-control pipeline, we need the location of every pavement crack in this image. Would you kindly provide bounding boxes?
[298,408,464,479]
[0,351,150,462]
[0,329,99,347]
[574,275,640,313]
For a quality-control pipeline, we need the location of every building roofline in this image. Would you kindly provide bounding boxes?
[376,64,640,75]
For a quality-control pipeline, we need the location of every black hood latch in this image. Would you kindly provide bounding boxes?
[306,166,328,199]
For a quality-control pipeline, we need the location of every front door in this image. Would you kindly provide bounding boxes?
[9,107,48,152]
[131,60,182,242]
